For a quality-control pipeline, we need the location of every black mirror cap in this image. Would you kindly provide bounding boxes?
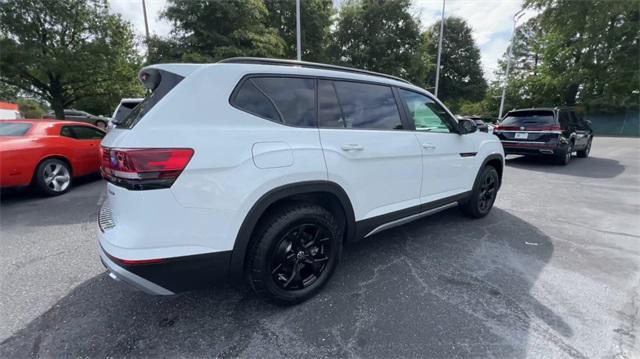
[458,119,478,134]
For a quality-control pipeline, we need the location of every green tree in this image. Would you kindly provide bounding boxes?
[150,0,285,63]
[0,0,142,119]
[330,0,425,83]
[264,0,333,62]
[524,0,640,106]
[17,98,45,118]
[423,17,487,111]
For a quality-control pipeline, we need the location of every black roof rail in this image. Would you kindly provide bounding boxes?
[218,57,411,84]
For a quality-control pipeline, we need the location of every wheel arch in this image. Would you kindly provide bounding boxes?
[481,154,504,187]
[228,180,356,282]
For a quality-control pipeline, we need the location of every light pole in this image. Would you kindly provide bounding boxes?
[434,0,445,98]
[142,0,150,43]
[498,9,525,119]
[296,0,301,61]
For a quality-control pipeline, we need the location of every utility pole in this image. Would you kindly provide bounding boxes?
[434,0,445,98]
[499,9,524,119]
[142,0,150,56]
[296,0,302,61]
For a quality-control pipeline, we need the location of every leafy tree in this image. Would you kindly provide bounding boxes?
[0,83,19,102]
[330,0,425,83]
[422,17,487,111]
[523,0,640,106]
[17,98,45,118]
[264,0,333,62]
[150,0,285,63]
[0,0,142,119]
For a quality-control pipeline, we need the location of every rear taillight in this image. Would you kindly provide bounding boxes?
[101,147,193,190]
[537,124,562,132]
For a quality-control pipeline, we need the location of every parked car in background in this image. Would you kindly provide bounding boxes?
[108,98,143,130]
[98,58,504,304]
[43,109,110,130]
[0,120,105,195]
[494,107,593,165]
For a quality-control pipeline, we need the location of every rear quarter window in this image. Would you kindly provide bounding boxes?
[231,76,316,127]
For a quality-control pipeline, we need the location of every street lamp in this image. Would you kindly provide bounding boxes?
[296,0,301,61]
[434,0,446,98]
[498,9,525,119]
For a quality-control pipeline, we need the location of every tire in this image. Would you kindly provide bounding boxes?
[32,158,72,196]
[460,166,500,219]
[94,120,107,130]
[576,137,592,158]
[555,143,573,165]
[247,203,342,305]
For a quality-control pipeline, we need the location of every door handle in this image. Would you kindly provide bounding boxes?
[340,144,364,151]
[422,143,436,150]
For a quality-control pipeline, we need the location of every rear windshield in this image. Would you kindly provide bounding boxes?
[0,123,31,136]
[112,101,141,125]
[116,71,184,129]
[501,111,555,126]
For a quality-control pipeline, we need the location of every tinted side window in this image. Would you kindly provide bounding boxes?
[320,80,402,130]
[60,126,75,138]
[233,77,316,127]
[251,77,316,127]
[318,80,344,127]
[398,89,455,133]
[71,126,105,139]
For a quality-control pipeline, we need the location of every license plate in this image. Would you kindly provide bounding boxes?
[515,132,528,139]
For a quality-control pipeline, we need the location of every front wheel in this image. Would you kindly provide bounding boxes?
[33,158,72,196]
[460,166,500,218]
[247,204,342,305]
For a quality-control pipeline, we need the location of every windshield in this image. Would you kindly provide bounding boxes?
[501,111,555,126]
[0,123,31,136]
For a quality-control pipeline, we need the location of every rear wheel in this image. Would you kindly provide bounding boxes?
[576,137,592,158]
[460,166,500,218]
[556,143,573,165]
[247,204,342,305]
[33,158,72,196]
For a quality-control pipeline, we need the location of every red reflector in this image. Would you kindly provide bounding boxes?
[101,147,193,190]
[111,255,165,266]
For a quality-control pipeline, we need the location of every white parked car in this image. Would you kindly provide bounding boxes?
[98,58,505,304]
[108,98,143,130]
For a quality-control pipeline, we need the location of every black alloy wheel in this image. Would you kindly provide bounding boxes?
[477,173,497,213]
[460,166,500,218]
[270,224,331,290]
[247,204,341,305]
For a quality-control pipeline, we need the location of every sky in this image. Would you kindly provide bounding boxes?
[109,0,537,81]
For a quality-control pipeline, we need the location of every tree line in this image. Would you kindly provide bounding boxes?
[1,0,637,120]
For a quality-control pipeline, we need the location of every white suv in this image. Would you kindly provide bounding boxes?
[98,58,504,304]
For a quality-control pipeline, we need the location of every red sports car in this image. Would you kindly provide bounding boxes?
[0,120,105,195]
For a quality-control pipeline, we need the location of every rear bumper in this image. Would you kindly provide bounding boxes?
[500,141,562,156]
[98,241,232,295]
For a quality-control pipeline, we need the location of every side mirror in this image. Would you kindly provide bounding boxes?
[458,119,477,134]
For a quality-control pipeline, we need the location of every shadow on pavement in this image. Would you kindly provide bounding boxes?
[0,208,584,358]
[0,175,104,228]
[505,155,625,179]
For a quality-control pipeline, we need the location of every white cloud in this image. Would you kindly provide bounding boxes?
[412,0,537,80]
[110,0,536,81]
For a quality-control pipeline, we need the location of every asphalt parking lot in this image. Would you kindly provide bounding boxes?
[1,136,638,358]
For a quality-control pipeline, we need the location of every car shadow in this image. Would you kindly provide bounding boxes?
[0,175,104,228]
[506,155,625,179]
[0,208,581,358]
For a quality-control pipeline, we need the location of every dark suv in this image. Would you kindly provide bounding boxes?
[494,107,593,165]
